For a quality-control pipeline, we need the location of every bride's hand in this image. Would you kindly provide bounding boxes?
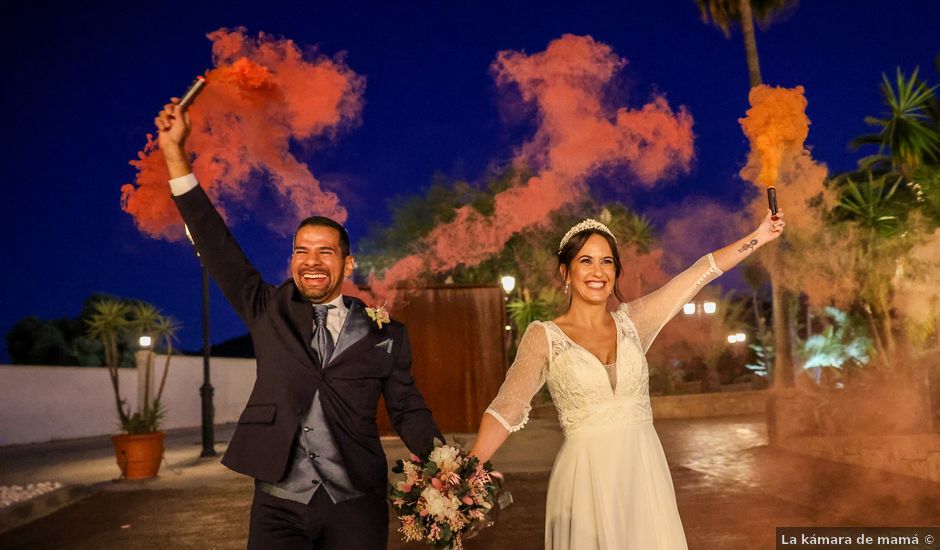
[755,210,786,243]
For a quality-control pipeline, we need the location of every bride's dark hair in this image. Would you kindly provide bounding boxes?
[557,230,626,302]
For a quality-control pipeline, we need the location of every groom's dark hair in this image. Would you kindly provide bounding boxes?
[295,216,351,258]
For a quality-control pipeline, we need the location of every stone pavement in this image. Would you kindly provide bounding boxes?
[1,414,938,549]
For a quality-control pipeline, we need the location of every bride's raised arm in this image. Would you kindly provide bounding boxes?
[624,210,785,353]
[469,322,550,463]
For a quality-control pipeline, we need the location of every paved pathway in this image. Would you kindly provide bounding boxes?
[1,415,937,549]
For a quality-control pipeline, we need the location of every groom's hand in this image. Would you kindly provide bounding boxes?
[154,98,192,179]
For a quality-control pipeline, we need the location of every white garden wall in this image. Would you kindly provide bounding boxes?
[0,355,256,446]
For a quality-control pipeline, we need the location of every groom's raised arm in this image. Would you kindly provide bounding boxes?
[156,100,273,326]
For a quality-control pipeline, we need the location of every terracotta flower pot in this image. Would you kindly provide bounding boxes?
[111,432,165,479]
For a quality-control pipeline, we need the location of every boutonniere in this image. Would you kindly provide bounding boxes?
[365,301,390,329]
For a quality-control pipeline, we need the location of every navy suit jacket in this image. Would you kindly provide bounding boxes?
[174,184,444,496]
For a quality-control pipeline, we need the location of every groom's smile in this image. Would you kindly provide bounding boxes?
[290,224,354,304]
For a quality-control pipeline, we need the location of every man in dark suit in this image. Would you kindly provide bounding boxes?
[155,99,444,549]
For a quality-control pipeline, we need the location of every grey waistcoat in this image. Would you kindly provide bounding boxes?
[259,391,362,504]
[259,303,362,504]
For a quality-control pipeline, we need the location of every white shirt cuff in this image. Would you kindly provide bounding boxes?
[169,173,199,196]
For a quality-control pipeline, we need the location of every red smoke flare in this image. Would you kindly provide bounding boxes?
[122,28,364,241]
[370,34,695,305]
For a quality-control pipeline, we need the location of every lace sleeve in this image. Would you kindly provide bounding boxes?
[622,253,723,353]
[483,322,549,433]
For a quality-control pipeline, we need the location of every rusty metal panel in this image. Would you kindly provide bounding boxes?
[377,285,509,434]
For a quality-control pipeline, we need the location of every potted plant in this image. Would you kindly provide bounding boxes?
[86,299,179,479]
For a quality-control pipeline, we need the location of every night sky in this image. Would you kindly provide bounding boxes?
[3,1,938,361]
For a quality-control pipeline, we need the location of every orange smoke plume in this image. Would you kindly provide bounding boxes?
[738,84,810,188]
[122,28,364,241]
[738,84,838,294]
[369,34,694,304]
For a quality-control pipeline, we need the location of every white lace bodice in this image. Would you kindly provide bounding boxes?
[485,254,722,436]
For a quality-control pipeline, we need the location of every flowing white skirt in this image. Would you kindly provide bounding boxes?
[544,420,688,550]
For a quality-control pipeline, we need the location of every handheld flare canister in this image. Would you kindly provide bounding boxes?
[767,186,779,219]
[178,75,207,109]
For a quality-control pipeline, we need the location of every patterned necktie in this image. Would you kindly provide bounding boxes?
[312,304,336,368]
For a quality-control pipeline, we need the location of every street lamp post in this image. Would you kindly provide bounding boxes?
[199,261,216,457]
[186,225,216,458]
[499,275,516,363]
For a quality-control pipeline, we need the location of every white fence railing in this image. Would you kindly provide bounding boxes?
[0,355,256,446]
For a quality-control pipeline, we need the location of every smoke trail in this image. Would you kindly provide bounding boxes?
[370,34,695,304]
[737,84,843,304]
[122,28,365,241]
[659,199,751,271]
[615,245,669,303]
[894,228,940,331]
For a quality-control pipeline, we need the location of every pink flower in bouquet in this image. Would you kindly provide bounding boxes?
[467,467,493,493]
[462,496,474,506]
[442,471,461,486]
[430,477,443,491]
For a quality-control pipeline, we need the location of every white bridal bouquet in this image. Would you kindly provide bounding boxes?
[389,444,507,549]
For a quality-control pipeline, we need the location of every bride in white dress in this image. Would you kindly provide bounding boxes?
[469,211,786,549]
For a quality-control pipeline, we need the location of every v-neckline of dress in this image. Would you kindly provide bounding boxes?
[546,314,620,393]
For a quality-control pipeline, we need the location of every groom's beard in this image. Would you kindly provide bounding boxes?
[297,270,344,304]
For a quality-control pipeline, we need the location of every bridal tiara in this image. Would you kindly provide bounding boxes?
[558,218,618,253]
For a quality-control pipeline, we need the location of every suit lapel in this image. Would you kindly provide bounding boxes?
[329,297,371,367]
[274,286,320,369]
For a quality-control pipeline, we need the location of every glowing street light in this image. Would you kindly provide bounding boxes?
[734,332,747,343]
[138,335,152,349]
[500,275,516,294]
[703,301,717,315]
[683,303,696,315]
[727,334,737,344]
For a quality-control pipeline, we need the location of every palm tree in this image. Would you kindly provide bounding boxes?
[693,0,800,389]
[86,299,131,426]
[800,306,872,383]
[693,0,798,87]
[850,68,940,177]
[153,315,181,410]
[608,209,655,254]
[834,173,907,363]
[130,303,180,423]
[836,173,904,238]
